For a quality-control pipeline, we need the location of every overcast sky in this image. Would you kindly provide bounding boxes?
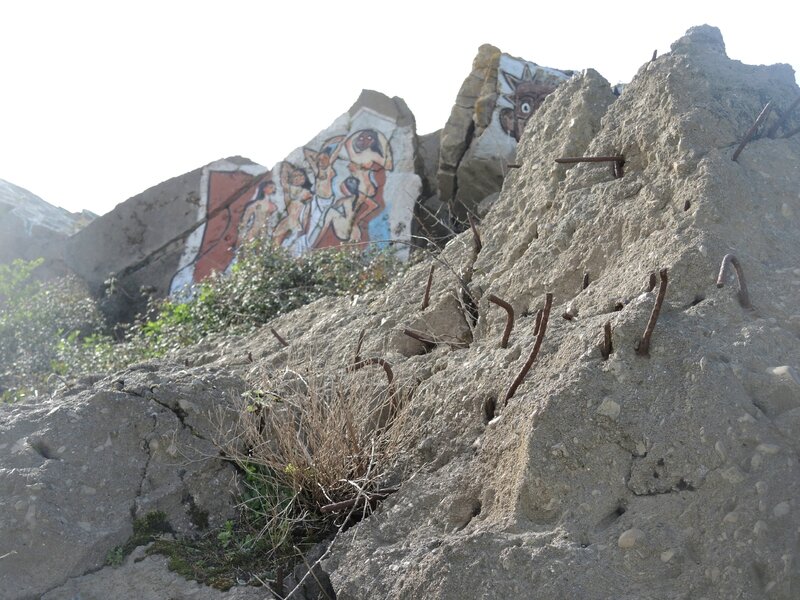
[1,1,797,216]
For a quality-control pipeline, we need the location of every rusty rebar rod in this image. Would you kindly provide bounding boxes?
[403,328,437,347]
[555,156,625,164]
[766,96,800,138]
[636,268,668,357]
[488,294,515,349]
[650,49,657,62]
[270,327,289,348]
[533,308,543,337]
[600,321,613,360]
[421,265,434,310]
[352,357,395,386]
[732,101,772,162]
[504,293,553,405]
[468,214,482,253]
[582,272,590,290]
[716,254,752,309]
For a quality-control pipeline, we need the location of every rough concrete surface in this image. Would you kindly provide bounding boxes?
[0,363,245,599]
[2,24,799,600]
[262,26,799,599]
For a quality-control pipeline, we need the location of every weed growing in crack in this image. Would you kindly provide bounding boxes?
[194,352,415,593]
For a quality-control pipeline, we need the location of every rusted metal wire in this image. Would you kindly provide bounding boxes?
[533,308,544,337]
[732,101,772,162]
[504,293,553,405]
[403,328,437,347]
[468,214,482,253]
[421,265,435,310]
[270,327,289,348]
[600,321,613,360]
[488,294,515,348]
[716,254,753,309]
[352,357,395,386]
[636,268,668,357]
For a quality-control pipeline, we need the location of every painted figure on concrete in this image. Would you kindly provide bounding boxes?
[272,162,313,248]
[238,178,277,245]
[499,63,559,141]
[315,176,364,244]
[303,135,345,200]
[190,169,261,283]
[302,135,346,248]
[337,128,394,244]
[170,112,415,296]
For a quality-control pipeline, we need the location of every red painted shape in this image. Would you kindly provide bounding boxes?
[193,171,258,282]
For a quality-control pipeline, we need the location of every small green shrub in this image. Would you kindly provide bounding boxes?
[0,259,106,402]
[143,239,401,352]
[0,241,402,401]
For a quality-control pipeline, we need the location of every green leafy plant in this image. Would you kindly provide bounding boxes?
[0,240,402,401]
[0,259,106,402]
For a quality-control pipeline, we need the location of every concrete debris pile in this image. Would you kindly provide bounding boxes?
[2,23,800,600]
[317,25,800,599]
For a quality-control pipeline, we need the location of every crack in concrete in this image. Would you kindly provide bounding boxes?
[148,396,203,439]
[132,412,159,519]
[38,412,161,597]
[123,384,206,440]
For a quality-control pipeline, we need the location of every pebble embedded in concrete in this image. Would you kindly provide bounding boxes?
[618,528,645,549]
[596,399,620,420]
[773,502,790,517]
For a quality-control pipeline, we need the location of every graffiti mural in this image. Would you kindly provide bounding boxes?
[499,63,563,141]
[170,103,419,295]
[497,56,572,142]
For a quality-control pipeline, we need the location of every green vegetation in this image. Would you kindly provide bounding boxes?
[143,466,316,590]
[0,259,105,402]
[106,511,173,566]
[0,241,401,402]
[2,240,407,591]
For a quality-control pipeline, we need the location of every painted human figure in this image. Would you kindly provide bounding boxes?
[316,176,379,244]
[238,179,277,245]
[272,162,313,249]
[303,135,344,200]
[302,136,346,248]
[341,128,394,243]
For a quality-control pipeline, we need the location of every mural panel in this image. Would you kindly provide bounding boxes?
[440,53,573,219]
[170,104,419,295]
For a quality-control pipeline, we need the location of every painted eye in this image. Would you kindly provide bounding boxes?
[520,102,532,114]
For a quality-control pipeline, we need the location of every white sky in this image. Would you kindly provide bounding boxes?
[1,1,797,216]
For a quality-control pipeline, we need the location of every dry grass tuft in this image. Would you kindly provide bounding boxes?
[219,351,412,535]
